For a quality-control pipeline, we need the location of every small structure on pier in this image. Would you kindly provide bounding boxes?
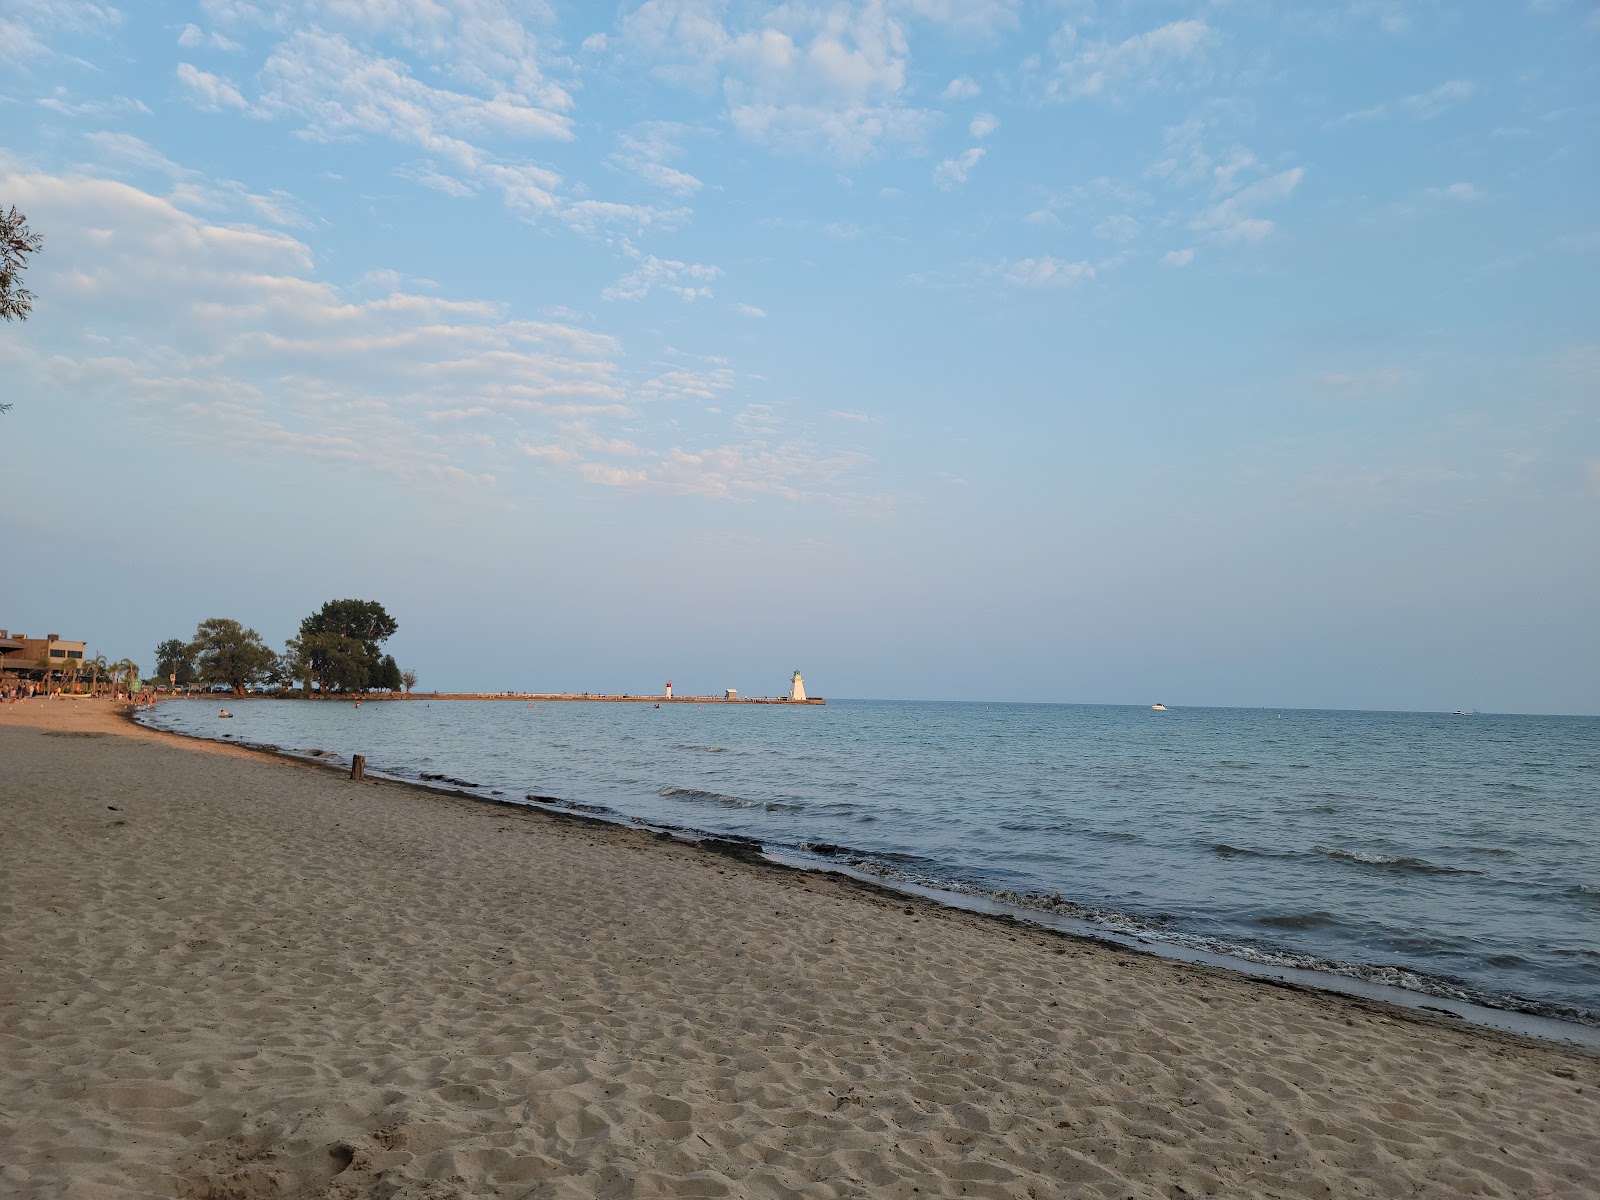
[665,679,673,699]
[789,670,806,702]
[725,688,737,700]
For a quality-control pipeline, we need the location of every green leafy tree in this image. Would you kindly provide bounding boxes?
[298,599,398,691]
[189,618,275,696]
[296,630,367,694]
[375,654,403,692]
[154,638,196,686]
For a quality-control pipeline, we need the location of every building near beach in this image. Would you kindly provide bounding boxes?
[0,631,86,678]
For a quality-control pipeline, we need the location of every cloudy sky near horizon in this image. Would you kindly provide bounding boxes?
[2,1,1597,713]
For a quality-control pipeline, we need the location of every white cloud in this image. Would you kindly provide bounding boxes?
[1162,248,1195,267]
[1191,167,1304,241]
[613,123,703,196]
[968,112,999,139]
[732,302,767,318]
[581,32,608,52]
[618,0,937,160]
[603,254,721,302]
[257,29,573,159]
[37,91,151,118]
[178,22,242,51]
[1049,19,1214,100]
[0,0,122,66]
[934,146,985,189]
[1002,257,1095,287]
[943,75,980,100]
[1402,79,1478,119]
[521,443,580,463]
[1330,79,1479,127]
[0,165,632,487]
[84,131,309,229]
[176,63,249,111]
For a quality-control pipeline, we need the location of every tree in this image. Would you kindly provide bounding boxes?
[1,206,42,415]
[296,630,367,695]
[1,205,41,321]
[154,638,196,686]
[87,652,108,697]
[298,599,398,691]
[401,669,417,694]
[189,618,275,696]
[375,654,403,692]
[112,658,140,696]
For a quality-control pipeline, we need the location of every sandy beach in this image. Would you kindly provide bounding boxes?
[2,699,1595,1199]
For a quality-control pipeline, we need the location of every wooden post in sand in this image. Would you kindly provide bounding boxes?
[351,754,366,782]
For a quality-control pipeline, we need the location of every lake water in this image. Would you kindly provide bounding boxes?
[139,698,1600,1029]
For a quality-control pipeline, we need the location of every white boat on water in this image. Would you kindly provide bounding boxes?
[1151,703,1167,711]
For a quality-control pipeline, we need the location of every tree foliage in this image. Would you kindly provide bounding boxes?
[189,618,275,696]
[297,599,398,692]
[292,630,368,694]
[154,638,197,685]
[1,205,42,325]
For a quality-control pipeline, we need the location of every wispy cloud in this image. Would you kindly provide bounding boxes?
[1329,79,1478,127]
[603,252,721,303]
[1048,19,1214,101]
[1191,167,1304,241]
[176,63,249,111]
[1002,257,1095,287]
[934,147,985,189]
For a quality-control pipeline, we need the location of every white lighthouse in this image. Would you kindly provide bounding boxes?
[665,680,673,699]
[788,670,806,702]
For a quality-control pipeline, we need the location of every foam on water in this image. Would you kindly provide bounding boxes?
[139,698,1600,1029]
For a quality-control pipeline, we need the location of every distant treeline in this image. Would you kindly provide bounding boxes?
[156,599,415,698]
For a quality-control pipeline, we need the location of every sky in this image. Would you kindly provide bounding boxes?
[2,1,1597,713]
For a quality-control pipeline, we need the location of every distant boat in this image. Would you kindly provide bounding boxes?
[1151,703,1167,711]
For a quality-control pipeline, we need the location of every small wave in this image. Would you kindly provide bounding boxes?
[674,744,727,753]
[1570,884,1600,902]
[1208,842,1278,860]
[1313,846,1479,876]
[420,772,478,788]
[1217,760,1255,770]
[524,795,611,816]
[660,786,803,813]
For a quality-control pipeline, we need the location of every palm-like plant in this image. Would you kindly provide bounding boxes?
[88,652,108,697]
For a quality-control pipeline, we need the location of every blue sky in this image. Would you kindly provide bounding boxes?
[2,1,1597,712]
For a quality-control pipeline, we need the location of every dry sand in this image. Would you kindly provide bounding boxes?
[2,697,1596,1199]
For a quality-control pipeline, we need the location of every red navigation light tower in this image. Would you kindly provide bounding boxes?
[665,679,673,699]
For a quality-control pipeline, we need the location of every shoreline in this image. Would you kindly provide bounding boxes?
[134,697,1600,1047]
[4,696,1597,1197]
[149,691,826,705]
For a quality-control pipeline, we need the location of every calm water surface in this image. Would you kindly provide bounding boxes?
[141,698,1600,1025]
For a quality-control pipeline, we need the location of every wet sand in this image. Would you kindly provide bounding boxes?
[2,697,1595,1198]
